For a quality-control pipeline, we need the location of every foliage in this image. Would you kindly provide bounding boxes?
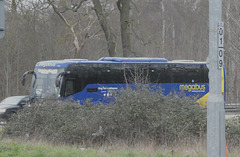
[3,87,206,145]
[226,117,240,147]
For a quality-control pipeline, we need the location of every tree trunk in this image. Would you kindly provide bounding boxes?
[11,0,17,14]
[117,0,134,57]
[92,0,116,57]
[161,0,165,57]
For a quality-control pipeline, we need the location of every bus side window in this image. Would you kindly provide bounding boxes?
[65,79,74,97]
[149,64,168,83]
[200,65,209,83]
[109,64,125,84]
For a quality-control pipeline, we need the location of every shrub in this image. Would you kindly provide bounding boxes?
[3,86,206,145]
[226,117,240,147]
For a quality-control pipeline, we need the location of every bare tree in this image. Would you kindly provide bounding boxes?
[222,0,240,103]
[11,0,17,13]
[92,0,116,57]
[47,0,86,55]
[117,0,134,57]
[1,0,240,103]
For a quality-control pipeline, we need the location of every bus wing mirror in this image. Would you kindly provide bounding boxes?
[22,70,36,87]
[22,71,30,86]
[22,77,26,86]
[55,71,70,87]
[55,79,60,87]
[55,72,64,87]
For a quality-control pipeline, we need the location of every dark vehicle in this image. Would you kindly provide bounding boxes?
[0,96,29,120]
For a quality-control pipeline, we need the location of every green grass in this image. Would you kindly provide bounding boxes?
[0,142,93,157]
[1,139,238,157]
[0,140,209,157]
[0,140,238,157]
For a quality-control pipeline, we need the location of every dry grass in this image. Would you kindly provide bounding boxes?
[83,139,207,157]
[2,138,240,157]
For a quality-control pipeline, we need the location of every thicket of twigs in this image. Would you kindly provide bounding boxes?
[2,86,209,146]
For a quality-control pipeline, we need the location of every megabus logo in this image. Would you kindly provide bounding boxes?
[179,84,205,92]
[38,63,56,67]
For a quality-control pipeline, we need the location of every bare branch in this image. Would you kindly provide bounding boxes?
[71,0,87,12]
[57,0,87,13]
[130,0,139,13]
[47,0,82,53]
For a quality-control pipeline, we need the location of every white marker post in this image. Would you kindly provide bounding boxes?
[207,0,225,157]
[218,22,224,69]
